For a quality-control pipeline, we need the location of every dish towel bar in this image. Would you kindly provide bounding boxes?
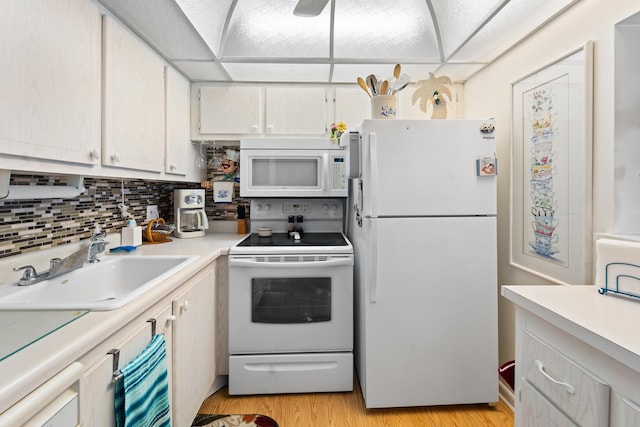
[110,318,171,427]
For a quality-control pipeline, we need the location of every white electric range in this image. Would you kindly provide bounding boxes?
[228,198,354,395]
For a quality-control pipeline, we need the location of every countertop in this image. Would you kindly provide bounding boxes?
[502,284,640,373]
[0,232,245,414]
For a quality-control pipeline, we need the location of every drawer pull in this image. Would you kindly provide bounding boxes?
[535,360,575,394]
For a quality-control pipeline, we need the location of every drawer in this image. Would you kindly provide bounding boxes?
[518,380,578,427]
[521,331,609,427]
[229,352,353,395]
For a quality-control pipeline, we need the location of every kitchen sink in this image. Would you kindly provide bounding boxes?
[0,255,198,311]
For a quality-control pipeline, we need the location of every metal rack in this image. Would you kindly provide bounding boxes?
[107,318,157,383]
[598,262,640,300]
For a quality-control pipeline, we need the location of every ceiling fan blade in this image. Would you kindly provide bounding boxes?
[293,0,329,17]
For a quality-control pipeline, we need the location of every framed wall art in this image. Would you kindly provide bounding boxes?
[510,41,594,285]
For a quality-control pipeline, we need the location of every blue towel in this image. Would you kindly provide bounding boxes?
[115,334,171,427]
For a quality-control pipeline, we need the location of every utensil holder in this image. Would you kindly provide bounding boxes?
[371,95,397,119]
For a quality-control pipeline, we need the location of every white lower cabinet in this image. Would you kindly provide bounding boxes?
[518,331,610,427]
[171,265,217,427]
[78,261,218,427]
[79,305,174,427]
[513,307,640,427]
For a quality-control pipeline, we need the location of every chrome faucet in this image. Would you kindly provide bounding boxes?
[13,227,109,286]
[87,229,108,263]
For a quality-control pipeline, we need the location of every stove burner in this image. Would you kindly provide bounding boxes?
[237,232,348,247]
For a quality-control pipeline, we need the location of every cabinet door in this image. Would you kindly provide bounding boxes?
[172,266,217,427]
[611,393,640,427]
[334,88,370,132]
[103,15,165,172]
[266,87,327,135]
[165,67,190,176]
[80,307,173,427]
[0,0,101,165]
[199,87,262,134]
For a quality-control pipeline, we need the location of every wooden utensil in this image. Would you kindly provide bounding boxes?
[357,77,372,98]
[380,80,389,96]
[393,64,401,79]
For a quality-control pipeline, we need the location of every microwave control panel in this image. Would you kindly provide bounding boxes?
[331,156,348,191]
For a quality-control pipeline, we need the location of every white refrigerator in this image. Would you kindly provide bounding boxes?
[347,119,498,408]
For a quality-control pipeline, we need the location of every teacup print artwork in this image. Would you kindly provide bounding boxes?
[511,42,593,286]
[527,86,560,259]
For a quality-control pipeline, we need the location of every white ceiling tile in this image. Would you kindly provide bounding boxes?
[431,0,507,59]
[334,0,440,61]
[449,0,580,63]
[98,0,214,60]
[174,0,234,58]
[223,0,330,58]
[97,0,581,83]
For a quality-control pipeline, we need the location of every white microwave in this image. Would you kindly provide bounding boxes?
[240,138,349,198]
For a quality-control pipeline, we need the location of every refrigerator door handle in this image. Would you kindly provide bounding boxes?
[367,132,378,218]
[369,219,378,303]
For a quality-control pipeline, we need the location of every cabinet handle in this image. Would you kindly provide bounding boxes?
[535,360,575,394]
[182,300,190,312]
[111,152,121,163]
[90,148,101,161]
[251,125,259,132]
[167,315,177,323]
[169,163,177,171]
[266,125,274,132]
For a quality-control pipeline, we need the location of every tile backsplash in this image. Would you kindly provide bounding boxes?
[0,146,249,259]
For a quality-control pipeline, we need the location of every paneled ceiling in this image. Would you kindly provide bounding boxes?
[97,0,580,83]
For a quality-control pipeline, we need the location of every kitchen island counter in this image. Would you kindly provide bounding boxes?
[502,284,640,372]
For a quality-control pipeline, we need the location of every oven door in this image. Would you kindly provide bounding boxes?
[228,254,353,354]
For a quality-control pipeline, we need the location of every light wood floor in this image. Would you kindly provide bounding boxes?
[198,377,514,427]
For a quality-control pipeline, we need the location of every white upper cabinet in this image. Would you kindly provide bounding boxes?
[334,88,370,132]
[165,67,190,176]
[103,15,165,173]
[265,87,327,135]
[199,87,262,135]
[0,0,101,165]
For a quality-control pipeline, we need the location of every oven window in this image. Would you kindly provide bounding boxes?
[252,278,331,323]
[251,158,319,187]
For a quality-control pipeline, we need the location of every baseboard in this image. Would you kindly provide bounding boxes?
[498,377,515,412]
[209,375,228,396]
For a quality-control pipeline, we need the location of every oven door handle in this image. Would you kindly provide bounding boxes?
[228,257,353,268]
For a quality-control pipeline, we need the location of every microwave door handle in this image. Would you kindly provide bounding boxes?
[228,258,353,268]
[321,152,329,192]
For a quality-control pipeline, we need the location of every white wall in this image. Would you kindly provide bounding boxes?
[463,0,640,365]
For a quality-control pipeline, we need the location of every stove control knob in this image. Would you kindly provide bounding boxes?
[322,203,329,211]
